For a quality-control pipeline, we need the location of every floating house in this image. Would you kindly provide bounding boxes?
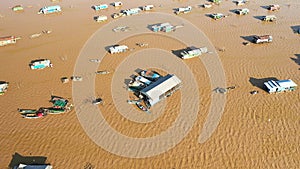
[236,0,248,6]
[236,8,249,15]
[12,5,24,11]
[0,82,9,95]
[0,36,20,47]
[109,45,128,54]
[112,2,123,7]
[30,59,52,70]
[140,70,161,81]
[151,23,174,32]
[142,5,154,11]
[180,47,208,59]
[253,35,273,44]
[38,5,61,14]
[211,0,221,4]
[262,15,276,22]
[122,8,141,16]
[135,76,152,85]
[269,4,280,11]
[264,79,297,93]
[175,6,192,15]
[203,3,213,8]
[92,4,108,11]
[211,13,225,20]
[139,74,182,107]
[94,15,107,22]
[14,163,52,169]
[112,12,125,19]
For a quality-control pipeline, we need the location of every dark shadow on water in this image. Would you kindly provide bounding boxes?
[240,35,254,43]
[290,25,300,34]
[205,13,213,19]
[8,152,48,168]
[229,9,238,14]
[261,5,269,10]
[104,45,117,53]
[147,23,161,31]
[253,15,264,21]
[291,54,300,66]
[134,68,143,74]
[124,79,132,86]
[171,49,184,59]
[0,81,8,85]
[249,77,278,92]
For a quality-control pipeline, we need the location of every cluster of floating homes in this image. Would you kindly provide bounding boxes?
[127,69,182,112]
[18,96,73,119]
[90,2,154,22]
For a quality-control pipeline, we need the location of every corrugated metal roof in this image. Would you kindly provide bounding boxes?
[140,74,181,100]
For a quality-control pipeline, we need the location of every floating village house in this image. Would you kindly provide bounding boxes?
[122,8,141,16]
[12,5,24,12]
[139,74,182,107]
[264,79,297,93]
[109,45,128,54]
[0,82,9,95]
[92,4,108,11]
[0,36,20,47]
[151,23,174,32]
[30,59,52,70]
[38,5,61,14]
[180,47,208,59]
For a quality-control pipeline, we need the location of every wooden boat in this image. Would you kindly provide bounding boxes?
[136,103,147,111]
[127,99,141,104]
[92,98,103,105]
[21,108,47,119]
[46,107,66,114]
[140,70,160,81]
[95,70,110,75]
[18,109,37,114]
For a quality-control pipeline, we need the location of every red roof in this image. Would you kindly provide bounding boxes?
[0,36,15,41]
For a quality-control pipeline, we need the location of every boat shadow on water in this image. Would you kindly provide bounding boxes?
[8,152,48,168]
[249,77,278,92]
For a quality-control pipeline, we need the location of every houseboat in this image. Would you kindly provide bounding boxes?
[12,5,24,11]
[92,4,108,11]
[0,82,9,95]
[262,15,276,22]
[30,59,52,70]
[139,74,182,107]
[211,13,225,20]
[151,23,174,32]
[253,35,273,44]
[142,5,154,11]
[175,6,192,15]
[0,36,20,47]
[269,4,280,11]
[109,45,128,54]
[38,5,61,14]
[122,8,141,16]
[94,15,107,22]
[180,47,208,59]
[112,2,123,7]
[236,8,249,15]
[264,79,297,93]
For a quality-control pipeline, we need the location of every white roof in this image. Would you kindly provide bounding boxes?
[264,79,297,90]
[277,79,297,88]
[140,74,181,100]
